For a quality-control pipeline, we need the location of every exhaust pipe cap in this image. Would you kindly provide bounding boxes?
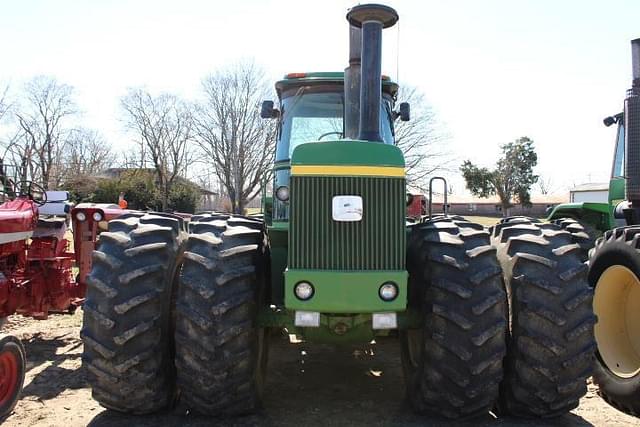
[347,4,398,28]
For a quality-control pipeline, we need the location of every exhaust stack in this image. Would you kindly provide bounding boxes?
[346,4,398,142]
[344,25,362,139]
[625,38,640,216]
[633,38,640,85]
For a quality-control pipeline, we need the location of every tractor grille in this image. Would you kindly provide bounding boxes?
[289,176,405,270]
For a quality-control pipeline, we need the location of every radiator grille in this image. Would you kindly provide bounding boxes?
[289,176,405,270]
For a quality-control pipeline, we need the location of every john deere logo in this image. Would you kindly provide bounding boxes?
[332,195,363,222]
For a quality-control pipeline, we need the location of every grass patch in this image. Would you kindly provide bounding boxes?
[464,216,502,227]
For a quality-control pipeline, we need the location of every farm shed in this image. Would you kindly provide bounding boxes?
[569,182,609,203]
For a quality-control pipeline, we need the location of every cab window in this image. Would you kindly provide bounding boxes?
[275,86,395,161]
[612,123,625,178]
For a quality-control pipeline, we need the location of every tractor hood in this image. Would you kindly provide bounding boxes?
[290,140,405,172]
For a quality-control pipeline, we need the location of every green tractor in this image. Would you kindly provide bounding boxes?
[80,4,595,420]
[584,38,640,417]
[545,72,630,252]
[546,108,625,233]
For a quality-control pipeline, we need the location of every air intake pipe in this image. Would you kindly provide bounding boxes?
[625,38,640,218]
[346,4,398,142]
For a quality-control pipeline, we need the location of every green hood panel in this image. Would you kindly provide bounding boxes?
[291,140,405,168]
[547,202,611,217]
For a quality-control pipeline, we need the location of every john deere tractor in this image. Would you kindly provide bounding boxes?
[545,44,635,256]
[584,39,640,417]
[81,4,595,419]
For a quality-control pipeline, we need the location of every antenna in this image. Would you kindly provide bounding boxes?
[396,19,400,84]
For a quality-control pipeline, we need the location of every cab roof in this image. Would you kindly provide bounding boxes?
[275,71,399,98]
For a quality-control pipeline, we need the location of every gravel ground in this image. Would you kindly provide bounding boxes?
[2,311,639,427]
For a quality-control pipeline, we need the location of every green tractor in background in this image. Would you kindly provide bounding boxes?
[580,38,640,417]
[545,74,630,256]
[546,110,625,235]
[80,4,595,420]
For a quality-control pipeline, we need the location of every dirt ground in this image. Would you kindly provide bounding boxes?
[2,311,638,427]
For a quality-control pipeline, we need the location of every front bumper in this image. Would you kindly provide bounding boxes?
[284,269,407,313]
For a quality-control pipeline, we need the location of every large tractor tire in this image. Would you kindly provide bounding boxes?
[402,216,508,419]
[491,220,595,417]
[0,334,26,420]
[174,213,268,416]
[588,226,640,417]
[81,213,187,414]
[552,217,598,262]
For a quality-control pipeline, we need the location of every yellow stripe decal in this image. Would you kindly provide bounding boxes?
[291,165,405,177]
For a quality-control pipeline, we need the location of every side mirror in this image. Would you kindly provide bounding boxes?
[399,102,410,121]
[261,100,279,119]
[395,102,410,121]
[603,116,616,127]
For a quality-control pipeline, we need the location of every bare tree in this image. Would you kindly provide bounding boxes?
[193,62,275,214]
[0,85,18,195]
[12,76,76,188]
[395,85,452,189]
[0,85,10,123]
[537,175,556,195]
[0,84,35,186]
[121,88,194,211]
[120,145,146,169]
[61,128,115,177]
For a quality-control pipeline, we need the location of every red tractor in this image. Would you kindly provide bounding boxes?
[0,182,131,419]
[406,191,426,218]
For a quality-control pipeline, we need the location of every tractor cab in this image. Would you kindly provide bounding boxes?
[265,72,399,162]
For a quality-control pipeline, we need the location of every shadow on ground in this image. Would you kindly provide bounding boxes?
[21,332,86,401]
[85,338,594,427]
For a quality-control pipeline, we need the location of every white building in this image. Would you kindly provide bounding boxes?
[569,183,609,203]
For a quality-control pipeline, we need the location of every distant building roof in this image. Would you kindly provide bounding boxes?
[570,183,609,192]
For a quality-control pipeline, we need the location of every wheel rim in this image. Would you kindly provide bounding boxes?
[0,349,19,406]
[594,265,640,378]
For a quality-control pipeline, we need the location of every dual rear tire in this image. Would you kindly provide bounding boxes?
[491,219,595,417]
[402,217,507,419]
[81,213,187,413]
[403,216,595,419]
[174,213,268,416]
[81,213,267,416]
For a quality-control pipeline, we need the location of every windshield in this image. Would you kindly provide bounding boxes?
[612,122,625,178]
[275,86,395,161]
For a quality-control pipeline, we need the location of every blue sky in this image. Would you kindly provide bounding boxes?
[1,0,639,193]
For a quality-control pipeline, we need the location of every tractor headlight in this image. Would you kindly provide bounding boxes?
[75,211,87,222]
[379,282,398,301]
[294,281,314,300]
[92,212,103,222]
[276,186,290,202]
